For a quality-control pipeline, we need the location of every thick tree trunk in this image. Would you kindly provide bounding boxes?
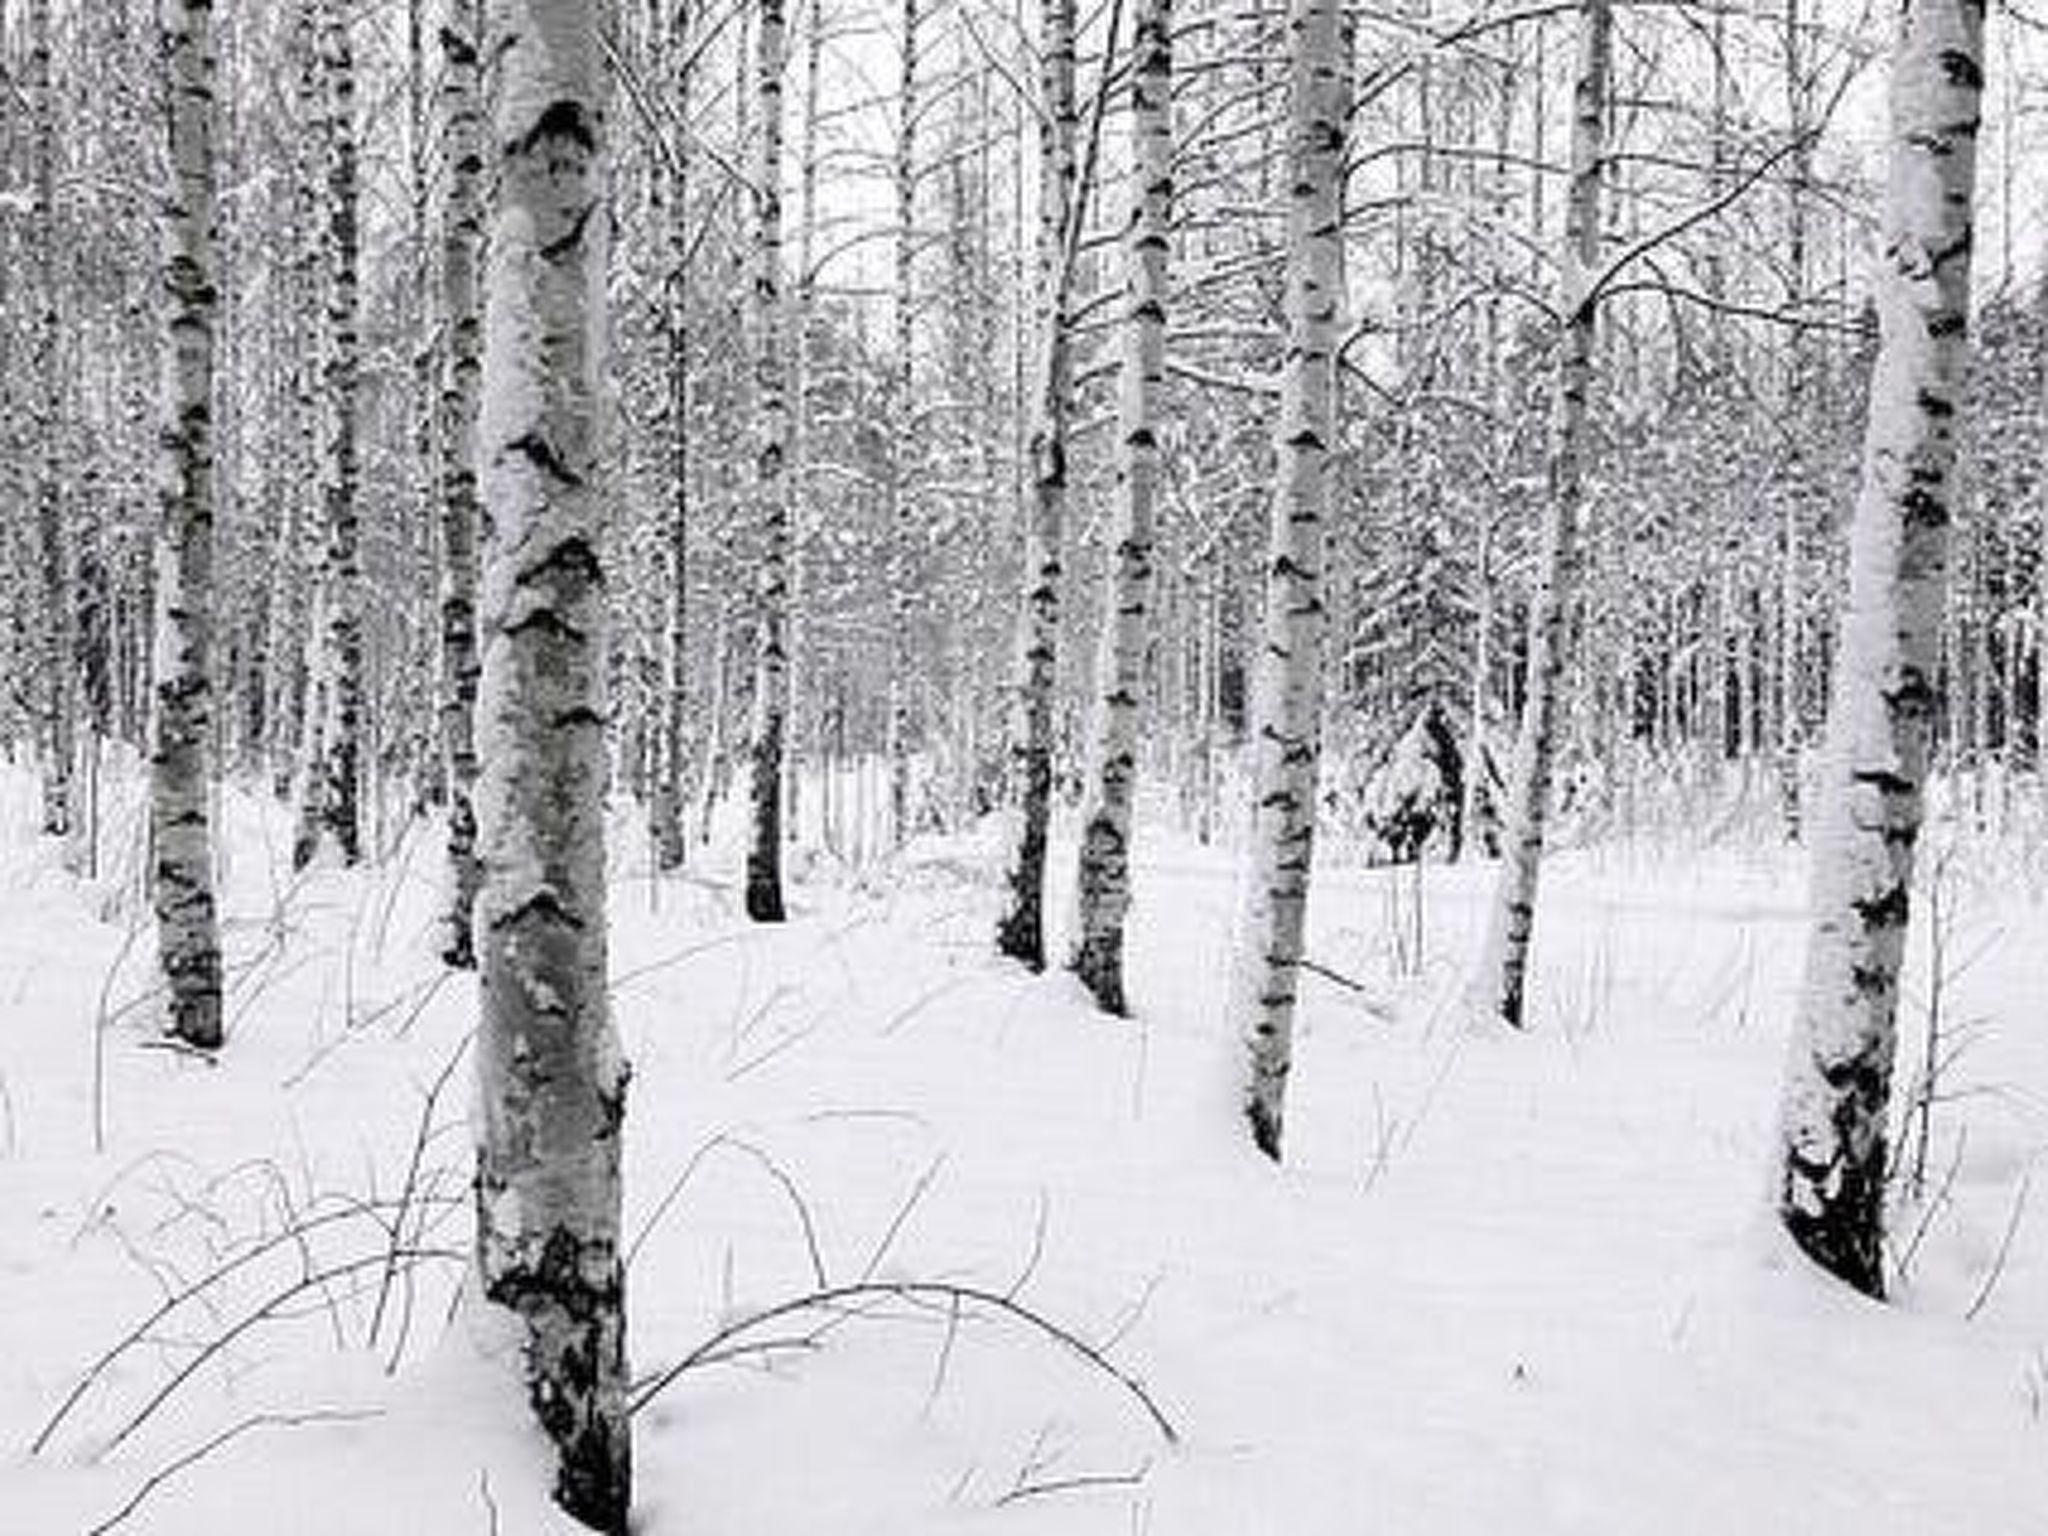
[1069,0,1170,1015]
[994,0,1077,970]
[1475,0,1608,1029]
[294,0,365,869]
[1231,0,1346,1159]
[474,1,630,1526]
[745,0,791,922]
[153,0,225,1052]
[1777,0,1982,1299]
[437,1,485,966]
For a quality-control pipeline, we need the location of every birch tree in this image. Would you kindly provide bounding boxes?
[995,0,1077,970]
[1777,0,1983,1299]
[1231,0,1345,1158]
[294,0,366,869]
[649,0,693,874]
[746,0,792,922]
[438,0,485,966]
[474,0,630,1525]
[1475,0,1609,1029]
[886,0,920,848]
[153,0,225,1051]
[1070,0,1170,1015]
[29,0,73,841]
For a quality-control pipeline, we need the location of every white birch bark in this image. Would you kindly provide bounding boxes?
[1070,0,1170,1015]
[1230,0,1345,1158]
[474,0,629,1523]
[152,0,225,1051]
[994,0,1077,970]
[885,0,920,848]
[1475,0,1608,1029]
[294,0,365,869]
[745,0,791,922]
[650,0,693,873]
[437,0,485,966]
[1777,0,1983,1298]
[29,0,72,841]
[1778,0,1816,839]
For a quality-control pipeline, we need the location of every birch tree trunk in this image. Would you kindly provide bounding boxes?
[1777,0,1983,1299]
[437,0,485,965]
[1475,0,1608,1029]
[1777,0,1815,840]
[29,0,73,841]
[745,0,791,922]
[153,0,224,1051]
[650,0,693,873]
[294,0,365,869]
[474,0,630,1524]
[787,0,825,843]
[1231,0,1345,1159]
[886,0,919,848]
[994,0,1077,970]
[1069,0,1170,1015]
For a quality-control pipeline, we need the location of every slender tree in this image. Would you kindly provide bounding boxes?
[153,0,225,1051]
[650,0,694,873]
[1070,0,1170,1014]
[438,0,485,965]
[995,0,1078,969]
[474,0,631,1525]
[885,0,920,848]
[1777,0,1984,1298]
[29,0,73,841]
[746,0,792,921]
[1231,0,1346,1158]
[1475,0,1610,1028]
[294,0,366,869]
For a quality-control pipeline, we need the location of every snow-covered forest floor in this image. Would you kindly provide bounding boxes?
[6,762,2048,1534]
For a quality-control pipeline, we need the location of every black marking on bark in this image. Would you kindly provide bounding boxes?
[517,99,597,156]
[518,534,603,589]
[1937,48,1983,89]
[508,431,585,488]
[492,886,588,932]
[1900,486,1949,528]
[542,200,597,262]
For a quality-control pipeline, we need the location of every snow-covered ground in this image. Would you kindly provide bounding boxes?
[5,763,2048,1534]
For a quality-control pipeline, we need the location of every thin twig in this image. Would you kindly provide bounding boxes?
[628,1279,1180,1445]
[1966,1165,2035,1321]
[996,1459,1153,1507]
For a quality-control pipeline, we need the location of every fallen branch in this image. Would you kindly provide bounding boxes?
[628,1279,1180,1446]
